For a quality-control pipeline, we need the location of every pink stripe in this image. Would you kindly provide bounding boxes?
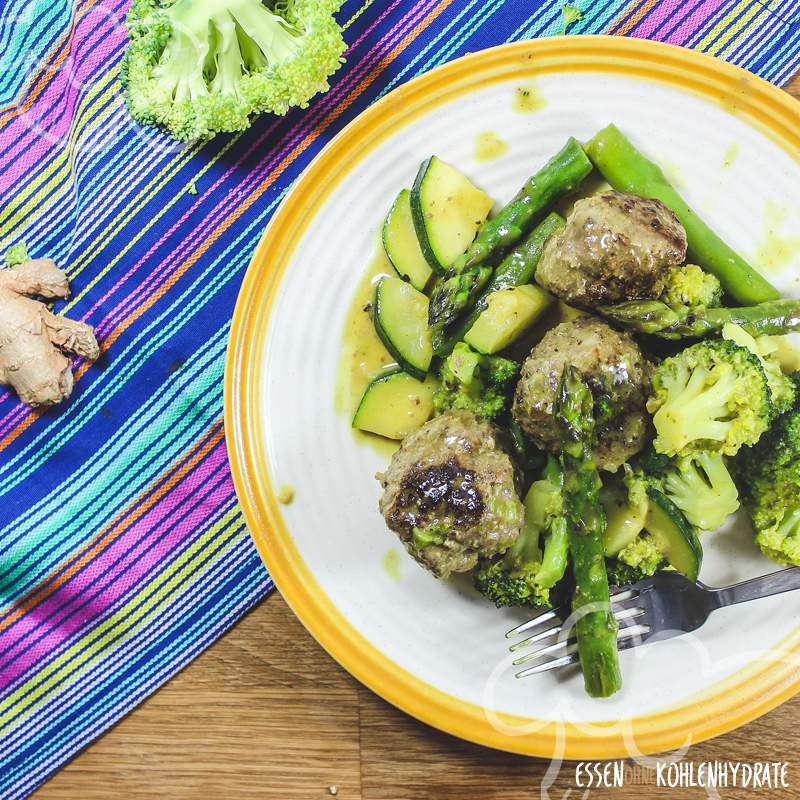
[0,443,232,683]
[0,8,126,196]
[663,0,728,45]
[0,0,429,433]
[629,0,727,41]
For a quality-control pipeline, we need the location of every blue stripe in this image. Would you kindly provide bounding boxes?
[0,1,72,103]
[3,544,268,792]
[0,499,247,745]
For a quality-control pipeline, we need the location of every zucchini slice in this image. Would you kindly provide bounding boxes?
[373,277,433,380]
[352,369,438,440]
[382,189,433,291]
[645,488,703,581]
[464,284,553,354]
[410,156,493,272]
[601,481,648,557]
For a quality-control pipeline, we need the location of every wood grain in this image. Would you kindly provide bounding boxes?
[33,75,800,800]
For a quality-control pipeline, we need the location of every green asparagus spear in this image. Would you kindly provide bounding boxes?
[433,212,565,355]
[600,298,800,339]
[585,124,779,306]
[556,366,622,698]
[428,138,592,332]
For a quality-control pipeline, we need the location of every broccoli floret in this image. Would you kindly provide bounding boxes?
[647,339,772,458]
[433,342,519,421]
[605,557,654,588]
[734,377,800,566]
[121,0,346,141]
[757,335,800,375]
[663,452,739,532]
[473,457,566,607]
[756,510,800,566]
[616,532,666,577]
[473,558,553,608]
[723,323,796,419]
[661,264,722,308]
[634,446,672,479]
[623,467,651,510]
[483,355,520,388]
[5,242,29,266]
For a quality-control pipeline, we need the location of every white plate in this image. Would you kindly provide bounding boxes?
[226,37,800,757]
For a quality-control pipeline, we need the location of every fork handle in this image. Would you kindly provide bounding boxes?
[711,567,800,608]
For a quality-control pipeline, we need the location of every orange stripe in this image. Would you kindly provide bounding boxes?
[610,0,660,35]
[0,0,103,125]
[0,410,37,452]
[0,424,225,634]
[0,0,456,452]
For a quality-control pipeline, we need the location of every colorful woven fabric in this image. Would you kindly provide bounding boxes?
[0,0,797,796]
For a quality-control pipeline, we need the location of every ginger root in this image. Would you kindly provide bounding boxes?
[0,259,99,406]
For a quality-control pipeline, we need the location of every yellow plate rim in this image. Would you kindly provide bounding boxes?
[225,36,800,759]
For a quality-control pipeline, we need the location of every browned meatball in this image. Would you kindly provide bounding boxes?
[535,191,687,308]
[378,410,523,578]
[512,317,651,471]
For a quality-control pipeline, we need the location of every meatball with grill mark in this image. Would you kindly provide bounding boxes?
[378,410,523,578]
[512,317,652,471]
[535,190,687,309]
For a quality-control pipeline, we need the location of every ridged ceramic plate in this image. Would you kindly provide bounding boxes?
[225,37,800,758]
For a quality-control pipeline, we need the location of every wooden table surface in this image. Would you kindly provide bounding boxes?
[34,73,800,800]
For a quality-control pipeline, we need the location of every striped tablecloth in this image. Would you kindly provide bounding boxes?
[0,1,798,796]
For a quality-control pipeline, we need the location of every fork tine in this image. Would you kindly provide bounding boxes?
[512,634,577,666]
[516,646,579,678]
[508,619,566,652]
[511,608,647,661]
[514,623,651,678]
[613,605,647,623]
[505,606,565,639]
[609,588,639,604]
[506,588,642,641]
[511,609,646,667]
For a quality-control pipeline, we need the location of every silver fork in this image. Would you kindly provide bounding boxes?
[506,567,800,678]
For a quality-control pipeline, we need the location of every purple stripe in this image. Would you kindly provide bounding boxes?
[0,442,232,684]
[0,3,126,189]
[0,0,431,438]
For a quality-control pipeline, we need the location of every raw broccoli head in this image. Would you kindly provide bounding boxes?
[122,0,346,140]
[661,264,722,308]
[723,323,796,419]
[434,342,519,421]
[735,376,800,566]
[663,452,740,533]
[647,339,772,458]
[473,458,565,607]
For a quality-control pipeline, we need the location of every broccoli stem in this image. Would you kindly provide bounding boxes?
[585,124,779,306]
[599,298,800,339]
[556,366,622,698]
[535,515,569,588]
[435,213,565,355]
[533,455,569,588]
[428,138,592,334]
